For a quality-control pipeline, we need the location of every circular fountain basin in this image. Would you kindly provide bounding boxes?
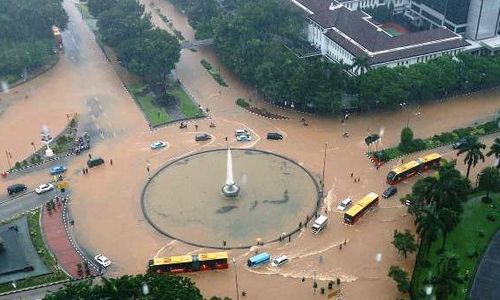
[141,149,320,248]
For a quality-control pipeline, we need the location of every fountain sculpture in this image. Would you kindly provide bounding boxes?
[221,146,240,197]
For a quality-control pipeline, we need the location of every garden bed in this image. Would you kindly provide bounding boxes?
[200,59,227,87]
[236,98,289,120]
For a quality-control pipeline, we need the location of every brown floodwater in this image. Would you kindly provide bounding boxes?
[0,0,499,299]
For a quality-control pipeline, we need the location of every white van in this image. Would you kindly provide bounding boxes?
[337,198,353,211]
[311,215,328,234]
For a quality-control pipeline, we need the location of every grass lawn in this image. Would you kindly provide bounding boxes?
[411,193,499,299]
[0,209,68,294]
[167,86,203,118]
[130,83,170,126]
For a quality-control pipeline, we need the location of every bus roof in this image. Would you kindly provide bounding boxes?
[345,192,379,217]
[198,252,228,261]
[151,255,192,266]
[248,252,270,263]
[390,153,441,175]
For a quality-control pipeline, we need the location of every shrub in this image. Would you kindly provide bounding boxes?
[486,212,497,222]
[14,161,21,169]
[477,229,485,237]
[482,196,493,204]
[467,248,477,258]
[236,98,250,108]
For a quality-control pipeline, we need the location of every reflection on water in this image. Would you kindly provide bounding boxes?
[143,149,318,248]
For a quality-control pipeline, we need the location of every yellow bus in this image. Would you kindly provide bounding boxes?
[148,252,228,274]
[344,192,379,224]
[386,153,441,185]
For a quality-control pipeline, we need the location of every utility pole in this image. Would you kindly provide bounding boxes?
[5,151,12,169]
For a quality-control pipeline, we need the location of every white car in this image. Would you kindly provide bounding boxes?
[150,141,167,150]
[94,254,111,267]
[35,184,54,195]
[337,198,353,211]
[236,134,252,142]
[235,129,249,137]
[271,255,289,267]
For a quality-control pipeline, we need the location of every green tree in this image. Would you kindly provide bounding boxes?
[437,207,460,251]
[392,229,418,259]
[415,206,441,254]
[478,166,500,199]
[351,55,370,75]
[387,265,410,293]
[456,136,486,178]
[45,273,205,300]
[400,126,414,144]
[486,137,500,169]
[431,256,463,300]
[87,0,120,17]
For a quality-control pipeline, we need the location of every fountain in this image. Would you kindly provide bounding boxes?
[221,146,240,197]
[40,125,54,158]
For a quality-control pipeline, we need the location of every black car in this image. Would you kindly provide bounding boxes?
[452,139,466,150]
[382,186,398,199]
[267,132,283,140]
[7,184,27,195]
[365,134,380,146]
[87,157,105,168]
[195,133,211,141]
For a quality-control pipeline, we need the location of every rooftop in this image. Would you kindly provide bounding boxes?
[292,0,470,64]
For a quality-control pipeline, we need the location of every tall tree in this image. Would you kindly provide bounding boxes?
[456,136,486,178]
[45,273,206,300]
[478,166,500,199]
[392,229,418,259]
[431,256,463,299]
[437,208,460,251]
[351,55,370,75]
[387,265,410,293]
[486,137,500,169]
[415,206,441,254]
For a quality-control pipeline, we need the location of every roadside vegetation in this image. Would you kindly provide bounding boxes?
[200,60,227,87]
[0,209,68,294]
[374,119,499,162]
[0,0,68,84]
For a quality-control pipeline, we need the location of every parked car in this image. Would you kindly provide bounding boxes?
[49,165,67,175]
[382,186,398,198]
[364,133,380,146]
[7,184,27,195]
[150,141,167,150]
[267,132,283,140]
[94,254,111,267]
[87,157,105,168]
[195,133,211,141]
[35,184,54,194]
[271,255,289,267]
[235,129,249,137]
[337,198,353,211]
[236,134,252,142]
[452,138,467,149]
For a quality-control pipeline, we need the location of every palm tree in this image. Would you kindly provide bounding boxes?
[486,137,500,168]
[415,206,441,254]
[456,136,486,178]
[478,166,500,199]
[437,208,460,251]
[351,55,370,75]
[431,256,463,299]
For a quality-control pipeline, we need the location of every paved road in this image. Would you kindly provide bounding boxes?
[470,230,500,300]
[0,282,67,300]
[0,190,58,221]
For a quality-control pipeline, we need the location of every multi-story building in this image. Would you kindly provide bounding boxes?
[406,0,500,41]
[338,0,408,11]
[292,0,469,75]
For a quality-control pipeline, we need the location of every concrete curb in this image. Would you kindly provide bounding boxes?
[6,153,75,175]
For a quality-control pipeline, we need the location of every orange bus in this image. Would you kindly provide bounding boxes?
[148,252,228,274]
[344,192,379,224]
[386,153,441,185]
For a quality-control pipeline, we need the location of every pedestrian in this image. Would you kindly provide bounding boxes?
[82,168,85,174]
[88,153,92,159]
[223,240,226,247]
[350,172,353,178]
[376,165,379,170]
[299,221,302,228]
[288,235,291,242]
[85,168,89,174]
[279,235,282,242]
[147,166,150,173]
[110,159,113,166]
[344,239,347,245]
[225,136,228,142]
[339,244,342,250]
[357,177,361,182]
[319,255,323,264]
[401,159,404,164]
[242,291,246,296]
[195,124,198,131]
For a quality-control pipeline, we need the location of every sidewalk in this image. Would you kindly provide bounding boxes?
[41,202,94,278]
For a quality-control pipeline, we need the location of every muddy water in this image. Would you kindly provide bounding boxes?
[0,0,498,299]
[143,149,318,247]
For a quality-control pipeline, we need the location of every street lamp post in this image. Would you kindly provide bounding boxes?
[5,151,12,169]
[321,143,327,191]
[232,258,240,300]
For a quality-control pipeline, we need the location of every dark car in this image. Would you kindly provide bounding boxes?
[382,186,398,199]
[195,133,211,141]
[365,134,380,146]
[267,132,283,140]
[87,157,105,168]
[7,184,27,195]
[452,139,466,150]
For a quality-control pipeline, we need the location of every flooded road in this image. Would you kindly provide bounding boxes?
[0,0,498,299]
